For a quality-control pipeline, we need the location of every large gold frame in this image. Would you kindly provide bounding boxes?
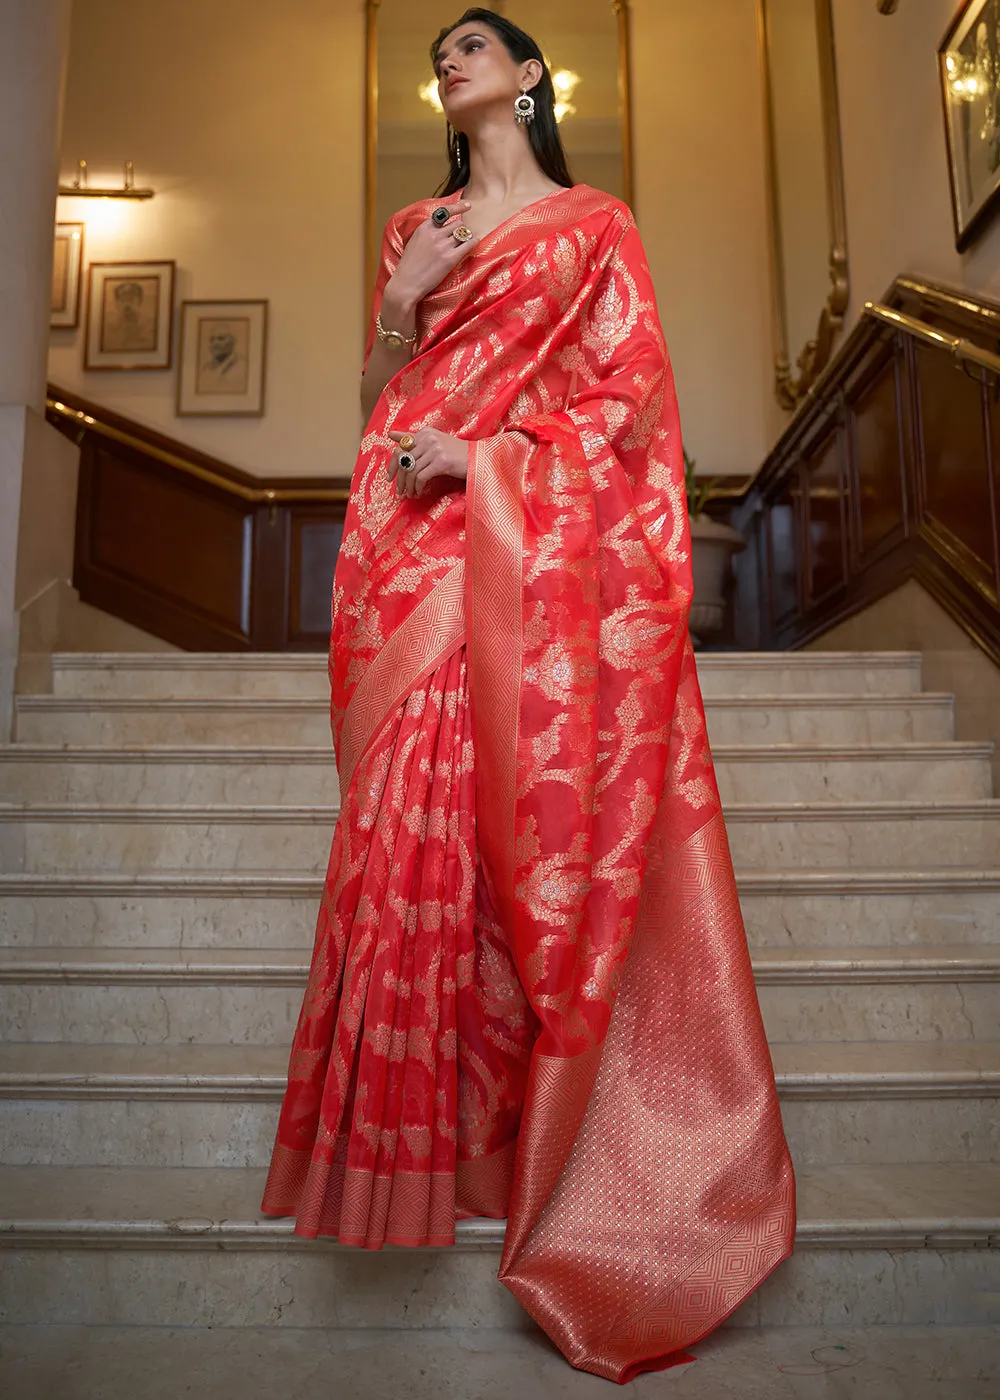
[364,0,635,295]
[756,0,849,411]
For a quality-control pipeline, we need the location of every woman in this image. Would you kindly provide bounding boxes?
[262,7,795,1380]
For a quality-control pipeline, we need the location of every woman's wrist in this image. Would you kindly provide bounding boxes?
[381,281,418,324]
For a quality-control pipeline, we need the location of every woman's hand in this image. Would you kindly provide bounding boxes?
[387,428,469,500]
[383,200,478,314]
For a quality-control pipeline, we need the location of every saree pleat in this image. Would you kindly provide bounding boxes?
[263,648,474,1245]
[263,183,794,1377]
[262,645,535,1245]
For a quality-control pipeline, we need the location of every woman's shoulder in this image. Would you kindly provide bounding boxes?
[558,186,637,250]
[566,184,632,221]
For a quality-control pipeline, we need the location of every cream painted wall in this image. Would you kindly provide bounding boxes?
[49,0,773,481]
[50,0,365,479]
[630,0,775,477]
[833,0,1000,324]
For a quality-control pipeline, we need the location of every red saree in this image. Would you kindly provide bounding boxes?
[261,184,795,1380]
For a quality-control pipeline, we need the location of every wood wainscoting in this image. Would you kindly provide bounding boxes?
[46,387,350,652]
[732,277,1000,665]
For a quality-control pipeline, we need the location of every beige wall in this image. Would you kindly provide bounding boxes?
[631,0,774,477]
[51,0,365,479]
[833,0,1000,325]
[49,0,775,482]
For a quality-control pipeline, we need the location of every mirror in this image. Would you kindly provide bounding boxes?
[757,0,849,411]
[365,0,634,293]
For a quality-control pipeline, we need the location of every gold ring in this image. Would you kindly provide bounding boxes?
[398,433,416,451]
[452,224,474,243]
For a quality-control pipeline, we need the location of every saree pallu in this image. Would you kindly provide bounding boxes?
[262,184,795,1380]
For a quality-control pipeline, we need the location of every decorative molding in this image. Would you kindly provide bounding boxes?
[757,0,850,410]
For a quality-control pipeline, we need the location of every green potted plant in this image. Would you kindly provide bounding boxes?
[684,450,746,641]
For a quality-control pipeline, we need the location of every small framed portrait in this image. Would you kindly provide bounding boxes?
[176,299,269,417]
[84,260,175,371]
[940,0,1000,251]
[51,222,85,329]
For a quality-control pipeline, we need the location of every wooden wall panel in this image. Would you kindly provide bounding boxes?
[914,347,996,597]
[51,385,349,652]
[731,277,1000,667]
[804,430,846,605]
[765,479,801,633]
[86,447,251,638]
[289,516,343,647]
[849,346,908,564]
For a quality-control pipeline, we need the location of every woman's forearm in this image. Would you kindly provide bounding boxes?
[360,283,419,424]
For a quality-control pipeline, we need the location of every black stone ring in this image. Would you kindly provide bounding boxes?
[398,452,416,472]
[431,207,451,228]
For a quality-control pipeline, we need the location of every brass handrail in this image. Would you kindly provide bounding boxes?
[46,397,351,504]
[700,292,1000,504]
[864,301,1000,377]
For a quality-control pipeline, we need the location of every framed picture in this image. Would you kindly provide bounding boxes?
[940,0,1000,251]
[84,260,175,370]
[176,299,268,417]
[51,222,84,329]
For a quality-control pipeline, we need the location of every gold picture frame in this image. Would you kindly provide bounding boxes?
[757,0,850,411]
[363,0,635,297]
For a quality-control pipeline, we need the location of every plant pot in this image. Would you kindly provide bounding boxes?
[689,515,746,641]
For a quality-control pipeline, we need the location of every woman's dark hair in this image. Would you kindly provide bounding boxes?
[430,8,575,196]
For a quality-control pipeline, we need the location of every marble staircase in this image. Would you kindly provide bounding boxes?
[1,651,998,1339]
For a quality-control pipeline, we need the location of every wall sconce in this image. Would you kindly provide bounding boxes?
[876,1,900,12]
[58,159,155,200]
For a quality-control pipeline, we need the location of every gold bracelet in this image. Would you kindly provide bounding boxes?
[376,310,417,351]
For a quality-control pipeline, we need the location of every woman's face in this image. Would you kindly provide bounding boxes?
[434,22,533,128]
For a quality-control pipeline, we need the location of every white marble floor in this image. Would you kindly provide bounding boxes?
[0,1325,997,1400]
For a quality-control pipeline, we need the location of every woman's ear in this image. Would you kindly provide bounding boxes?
[519,58,543,92]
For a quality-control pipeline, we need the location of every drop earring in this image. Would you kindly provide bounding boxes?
[514,86,536,125]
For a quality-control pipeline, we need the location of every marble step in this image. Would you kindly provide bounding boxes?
[1,1041,997,1169]
[13,692,956,746]
[3,800,998,872]
[48,649,924,699]
[0,1163,996,1332]
[3,1327,999,1400]
[2,868,998,948]
[0,741,991,806]
[2,945,998,1046]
